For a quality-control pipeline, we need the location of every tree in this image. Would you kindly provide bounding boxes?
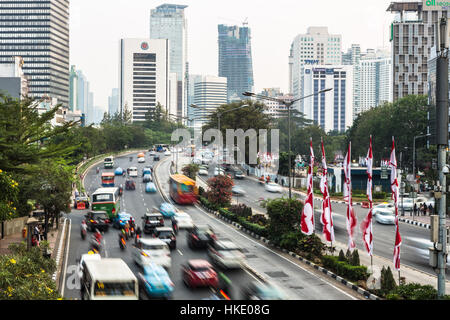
[263,197,304,245]
[182,164,199,180]
[0,170,19,222]
[207,175,234,207]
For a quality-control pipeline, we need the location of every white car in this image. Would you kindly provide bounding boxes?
[214,168,225,176]
[133,238,171,270]
[232,186,246,196]
[128,167,138,178]
[265,182,282,193]
[398,198,413,211]
[374,211,396,225]
[207,240,246,269]
[149,151,156,156]
[138,157,145,163]
[164,150,172,156]
[198,168,209,176]
[373,202,395,215]
[174,211,194,229]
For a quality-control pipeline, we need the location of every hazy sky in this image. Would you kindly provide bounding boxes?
[70,0,395,111]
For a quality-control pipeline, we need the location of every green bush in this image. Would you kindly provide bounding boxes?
[373,192,387,199]
[198,186,205,196]
[321,255,369,282]
[199,196,219,211]
[279,231,305,252]
[380,266,397,295]
[338,249,347,262]
[386,283,448,300]
[297,234,325,261]
[350,250,360,266]
[230,204,252,219]
[218,208,237,222]
[238,217,268,238]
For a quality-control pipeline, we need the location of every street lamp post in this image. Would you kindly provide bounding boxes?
[412,133,432,218]
[243,88,332,200]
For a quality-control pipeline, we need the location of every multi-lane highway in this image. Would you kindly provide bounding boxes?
[201,162,449,277]
[61,151,359,300]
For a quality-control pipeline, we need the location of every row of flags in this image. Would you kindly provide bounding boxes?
[300,137,402,271]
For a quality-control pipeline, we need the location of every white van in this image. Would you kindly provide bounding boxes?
[80,258,138,300]
[128,167,138,178]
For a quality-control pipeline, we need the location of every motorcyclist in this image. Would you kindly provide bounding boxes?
[118,232,126,250]
[129,156,133,162]
[135,226,142,245]
[81,220,88,239]
[94,229,102,243]
[171,216,179,235]
[129,218,135,236]
[217,272,232,300]
[96,167,100,174]
[119,184,124,196]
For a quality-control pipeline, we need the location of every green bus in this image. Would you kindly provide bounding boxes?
[104,156,114,169]
[91,188,120,221]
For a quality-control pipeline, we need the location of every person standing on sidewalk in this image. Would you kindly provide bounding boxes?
[413,203,417,217]
[428,203,433,215]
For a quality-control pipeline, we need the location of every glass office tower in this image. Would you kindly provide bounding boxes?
[0,0,70,107]
[218,24,254,102]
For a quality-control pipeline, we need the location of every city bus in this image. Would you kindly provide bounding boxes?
[91,188,120,220]
[101,172,115,187]
[104,156,114,169]
[169,174,198,205]
[80,258,138,300]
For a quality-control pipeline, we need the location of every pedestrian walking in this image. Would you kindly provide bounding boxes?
[413,203,417,217]
[428,203,433,215]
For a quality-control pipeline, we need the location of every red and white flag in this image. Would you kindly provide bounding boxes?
[301,138,315,236]
[320,139,335,242]
[361,136,374,256]
[390,137,402,270]
[343,142,357,250]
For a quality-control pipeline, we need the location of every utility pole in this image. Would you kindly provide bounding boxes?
[435,17,449,299]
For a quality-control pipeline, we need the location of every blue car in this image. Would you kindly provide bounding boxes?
[146,182,157,193]
[138,263,174,299]
[142,168,152,177]
[159,203,176,218]
[114,212,134,229]
[115,167,124,176]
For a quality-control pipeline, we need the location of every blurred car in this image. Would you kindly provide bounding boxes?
[187,225,217,249]
[160,203,176,218]
[143,174,153,183]
[153,155,160,162]
[138,263,174,299]
[133,238,171,270]
[232,186,246,196]
[173,211,194,229]
[207,240,246,269]
[84,211,110,232]
[374,211,396,225]
[164,150,172,156]
[214,168,225,177]
[373,202,395,215]
[233,170,245,179]
[182,260,218,289]
[398,198,414,211]
[142,168,152,177]
[146,182,157,193]
[149,151,156,156]
[241,281,288,300]
[128,167,138,178]
[265,182,282,193]
[125,179,136,190]
[114,167,124,176]
[142,211,165,234]
[138,157,146,163]
[198,168,209,176]
[113,212,135,229]
[153,227,176,250]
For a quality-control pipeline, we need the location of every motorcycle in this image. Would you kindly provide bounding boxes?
[129,225,135,237]
[119,185,124,196]
[96,167,100,174]
[90,236,102,252]
[81,221,87,240]
[121,227,129,241]
[129,156,133,162]
[119,233,127,250]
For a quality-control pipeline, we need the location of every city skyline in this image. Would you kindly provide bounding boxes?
[70,0,393,113]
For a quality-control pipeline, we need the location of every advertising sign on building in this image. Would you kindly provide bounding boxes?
[422,0,450,11]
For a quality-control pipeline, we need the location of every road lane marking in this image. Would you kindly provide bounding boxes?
[177,249,183,256]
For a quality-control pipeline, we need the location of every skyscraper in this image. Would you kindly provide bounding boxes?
[69,66,78,112]
[290,27,342,111]
[193,75,228,128]
[218,24,254,102]
[0,0,70,107]
[387,2,447,101]
[108,88,119,116]
[150,4,188,119]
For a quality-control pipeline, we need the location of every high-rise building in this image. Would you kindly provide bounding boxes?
[193,75,228,128]
[69,66,78,112]
[218,24,254,102]
[387,2,447,101]
[150,4,188,120]
[119,38,170,122]
[187,74,203,127]
[290,27,342,111]
[108,88,119,116]
[0,0,70,107]
[301,64,353,133]
[258,88,291,119]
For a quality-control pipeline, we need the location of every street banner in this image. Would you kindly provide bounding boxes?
[361,136,374,257]
[390,138,402,270]
[320,139,335,243]
[301,139,315,235]
[344,142,357,250]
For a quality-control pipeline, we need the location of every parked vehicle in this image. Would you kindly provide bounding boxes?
[207,240,246,269]
[182,260,218,289]
[133,238,171,270]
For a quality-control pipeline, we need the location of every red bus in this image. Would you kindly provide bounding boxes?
[101,172,115,187]
[169,174,198,205]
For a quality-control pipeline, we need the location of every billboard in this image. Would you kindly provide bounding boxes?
[423,0,450,11]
